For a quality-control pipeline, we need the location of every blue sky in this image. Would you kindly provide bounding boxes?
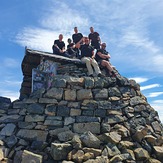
[0,0,163,122]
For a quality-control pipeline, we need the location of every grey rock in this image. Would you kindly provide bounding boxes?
[76,116,100,123]
[104,115,124,124]
[84,77,94,88]
[25,115,45,122]
[45,104,57,116]
[93,89,108,99]
[77,89,93,101]
[21,150,42,163]
[0,115,23,123]
[80,131,101,148]
[17,129,48,141]
[18,122,36,129]
[5,135,17,148]
[0,123,16,136]
[108,87,121,97]
[52,78,67,88]
[44,87,63,100]
[64,117,75,126]
[39,98,58,104]
[57,105,70,116]
[51,143,72,160]
[130,96,146,106]
[26,103,44,114]
[58,130,75,142]
[64,89,76,101]
[73,122,100,134]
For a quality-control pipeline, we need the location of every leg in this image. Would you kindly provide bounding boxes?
[101,60,116,76]
[81,57,94,75]
[91,59,101,75]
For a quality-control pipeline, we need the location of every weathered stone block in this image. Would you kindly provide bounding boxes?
[95,109,106,117]
[108,87,121,97]
[80,131,101,148]
[82,110,94,116]
[64,89,76,101]
[51,143,72,160]
[44,87,63,100]
[17,129,48,142]
[134,148,150,161]
[76,116,100,123]
[25,115,45,122]
[18,122,36,129]
[0,123,16,136]
[70,109,81,116]
[130,96,147,106]
[45,104,57,116]
[64,117,75,126]
[21,150,42,163]
[77,89,93,101]
[57,106,70,116]
[93,89,108,99]
[26,103,44,114]
[73,122,100,134]
[104,115,124,124]
[39,98,58,104]
[84,77,94,89]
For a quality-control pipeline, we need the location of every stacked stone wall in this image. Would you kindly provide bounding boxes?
[0,75,163,163]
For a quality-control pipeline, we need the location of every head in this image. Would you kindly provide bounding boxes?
[90,27,94,33]
[74,27,78,33]
[67,38,72,44]
[85,37,90,45]
[101,43,106,49]
[59,34,63,41]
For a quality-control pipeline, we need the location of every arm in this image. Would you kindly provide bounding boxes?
[97,51,110,59]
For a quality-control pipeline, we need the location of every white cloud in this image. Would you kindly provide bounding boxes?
[3,58,19,68]
[147,92,163,98]
[0,89,19,102]
[129,77,149,84]
[150,100,163,123]
[140,84,160,91]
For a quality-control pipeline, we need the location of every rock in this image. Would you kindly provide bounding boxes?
[39,98,58,104]
[45,104,57,116]
[84,77,94,88]
[57,106,70,116]
[0,146,9,160]
[51,143,72,160]
[151,121,162,134]
[17,129,48,141]
[76,116,100,123]
[93,89,108,99]
[58,130,75,142]
[25,115,45,122]
[73,122,100,134]
[108,87,121,97]
[83,148,101,157]
[130,96,146,106]
[102,143,121,157]
[26,103,44,114]
[52,78,67,88]
[77,89,93,101]
[69,149,85,162]
[71,135,82,149]
[44,87,63,100]
[134,148,150,161]
[0,123,16,136]
[80,131,101,149]
[146,158,161,163]
[153,146,163,161]
[83,156,109,163]
[0,115,23,123]
[21,150,42,163]
[64,89,76,101]
[64,117,75,126]
[104,115,124,124]
[4,135,17,148]
[49,127,70,137]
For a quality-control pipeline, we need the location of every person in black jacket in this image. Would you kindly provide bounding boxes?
[80,37,103,77]
[52,34,71,58]
[96,42,116,77]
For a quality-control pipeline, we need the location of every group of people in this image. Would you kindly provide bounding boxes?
[52,27,116,77]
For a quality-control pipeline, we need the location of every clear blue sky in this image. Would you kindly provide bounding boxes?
[0,0,163,122]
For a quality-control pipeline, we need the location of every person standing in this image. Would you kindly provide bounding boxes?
[96,42,116,77]
[88,27,101,50]
[80,37,103,77]
[72,27,83,58]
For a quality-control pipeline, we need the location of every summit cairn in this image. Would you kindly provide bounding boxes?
[0,49,162,163]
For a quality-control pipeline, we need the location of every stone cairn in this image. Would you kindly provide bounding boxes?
[0,74,163,163]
